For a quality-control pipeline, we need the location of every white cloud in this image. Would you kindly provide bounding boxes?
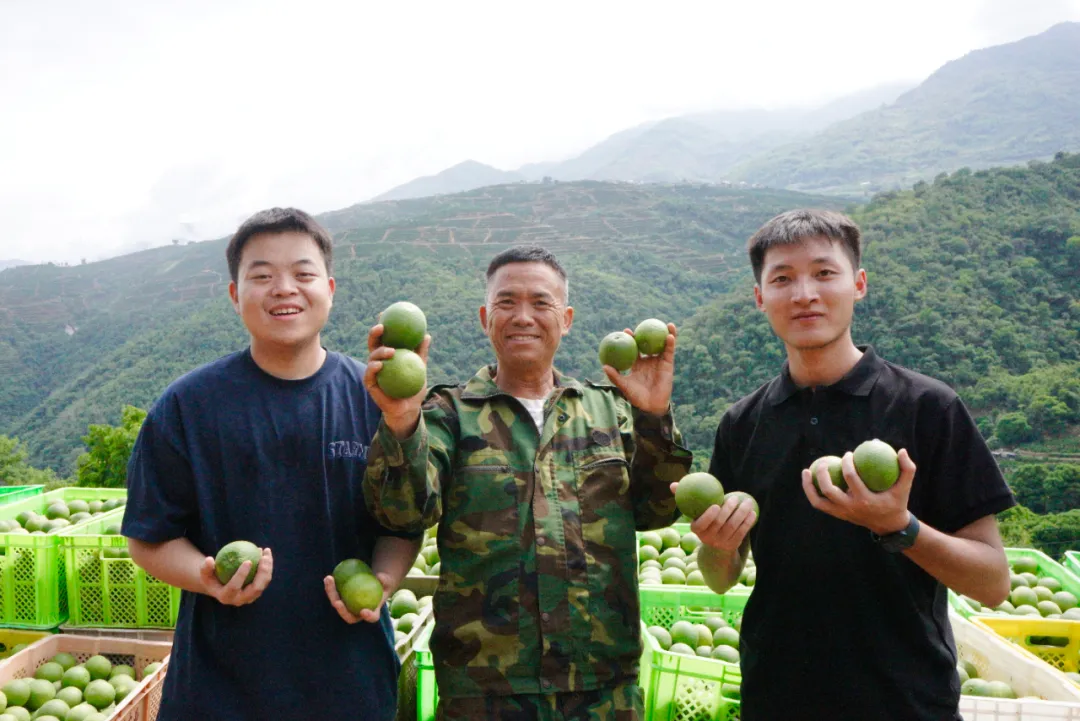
[1,0,1078,263]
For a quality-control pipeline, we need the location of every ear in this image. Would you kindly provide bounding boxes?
[561,305,574,336]
[228,281,241,315]
[853,268,867,301]
[327,276,336,301]
[754,284,765,312]
[479,304,490,337]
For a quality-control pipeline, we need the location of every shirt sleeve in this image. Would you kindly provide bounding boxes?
[917,395,1017,534]
[707,411,735,491]
[626,401,694,531]
[362,391,453,535]
[121,396,198,543]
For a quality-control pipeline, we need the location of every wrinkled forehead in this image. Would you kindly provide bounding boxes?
[486,262,567,301]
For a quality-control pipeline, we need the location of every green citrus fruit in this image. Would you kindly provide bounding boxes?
[646,626,672,650]
[725,491,759,526]
[1011,586,1038,608]
[379,301,427,350]
[660,567,686,585]
[711,645,740,663]
[142,662,162,677]
[633,319,668,356]
[332,558,372,589]
[376,349,426,399]
[82,680,114,710]
[1039,577,1062,593]
[62,666,91,690]
[34,699,70,719]
[65,704,98,721]
[1012,557,1039,575]
[26,678,55,710]
[598,331,638,372]
[1038,600,1063,617]
[44,503,70,521]
[83,656,112,682]
[669,621,697,647]
[852,439,900,492]
[340,572,384,615]
[669,643,695,656]
[3,679,30,707]
[56,685,83,707]
[674,472,725,520]
[35,662,64,683]
[109,665,134,680]
[395,612,420,634]
[5,708,30,721]
[1053,591,1078,611]
[390,589,419,619]
[809,455,847,493]
[713,626,740,649]
[214,540,261,586]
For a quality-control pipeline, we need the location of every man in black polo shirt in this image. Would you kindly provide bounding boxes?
[683,209,1016,721]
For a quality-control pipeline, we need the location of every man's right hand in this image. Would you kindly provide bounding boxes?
[670,483,756,552]
[198,547,274,606]
[363,323,432,440]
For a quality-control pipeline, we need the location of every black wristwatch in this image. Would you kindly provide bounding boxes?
[871,513,920,553]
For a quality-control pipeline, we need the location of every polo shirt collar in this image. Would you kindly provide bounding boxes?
[766,345,883,406]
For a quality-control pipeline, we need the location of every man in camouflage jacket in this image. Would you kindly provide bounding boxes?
[360,246,693,720]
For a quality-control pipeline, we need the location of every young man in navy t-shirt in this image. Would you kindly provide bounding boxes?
[678,209,1015,720]
[123,207,424,720]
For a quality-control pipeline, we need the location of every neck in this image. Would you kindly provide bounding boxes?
[250,337,327,380]
[493,361,556,399]
[785,333,863,389]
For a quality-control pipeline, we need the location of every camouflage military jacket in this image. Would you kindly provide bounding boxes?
[363,364,693,698]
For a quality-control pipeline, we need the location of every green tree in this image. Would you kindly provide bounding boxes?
[1009,464,1051,513]
[0,435,63,487]
[1030,510,1080,555]
[75,405,148,488]
[995,412,1036,446]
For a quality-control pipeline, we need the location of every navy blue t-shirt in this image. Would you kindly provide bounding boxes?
[123,348,414,721]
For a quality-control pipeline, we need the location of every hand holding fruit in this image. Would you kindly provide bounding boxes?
[600,320,677,416]
[803,440,917,536]
[324,558,391,624]
[669,472,758,553]
[364,301,432,438]
[201,541,273,606]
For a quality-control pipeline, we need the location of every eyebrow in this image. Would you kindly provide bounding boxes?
[494,289,555,300]
[245,258,319,271]
[767,257,840,272]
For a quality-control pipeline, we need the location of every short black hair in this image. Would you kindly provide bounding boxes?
[485,245,569,301]
[747,209,862,284]
[226,207,333,283]
[486,245,567,282]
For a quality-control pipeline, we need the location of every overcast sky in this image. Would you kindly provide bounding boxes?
[2,0,1079,264]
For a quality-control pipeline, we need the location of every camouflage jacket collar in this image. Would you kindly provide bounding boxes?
[461,364,587,401]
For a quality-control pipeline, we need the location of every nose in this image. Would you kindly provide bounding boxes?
[510,304,536,325]
[790,277,819,304]
[271,275,298,296]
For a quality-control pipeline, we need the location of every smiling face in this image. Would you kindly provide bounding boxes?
[754,235,866,352]
[228,231,335,353]
[479,261,573,373]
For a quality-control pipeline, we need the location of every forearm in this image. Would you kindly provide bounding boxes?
[372,536,423,595]
[903,523,1010,607]
[629,408,693,530]
[128,537,210,595]
[363,417,443,533]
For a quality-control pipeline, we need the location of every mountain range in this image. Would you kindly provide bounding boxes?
[375,22,1080,200]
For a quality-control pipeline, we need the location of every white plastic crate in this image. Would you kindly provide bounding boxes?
[953,610,1080,720]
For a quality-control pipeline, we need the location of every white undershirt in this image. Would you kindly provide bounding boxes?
[514,395,547,433]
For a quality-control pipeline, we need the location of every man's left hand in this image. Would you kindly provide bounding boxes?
[801,448,916,536]
[603,322,677,416]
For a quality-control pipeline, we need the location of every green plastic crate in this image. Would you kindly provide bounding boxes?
[415,621,438,721]
[0,487,126,629]
[0,486,44,506]
[951,548,1080,618]
[639,586,747,721]
[58,508,180,629]
[414,587,747,721]
[395,604,433,721]
[1064,551,1080,579]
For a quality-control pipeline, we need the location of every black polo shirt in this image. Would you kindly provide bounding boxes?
[709,346,1015,721]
